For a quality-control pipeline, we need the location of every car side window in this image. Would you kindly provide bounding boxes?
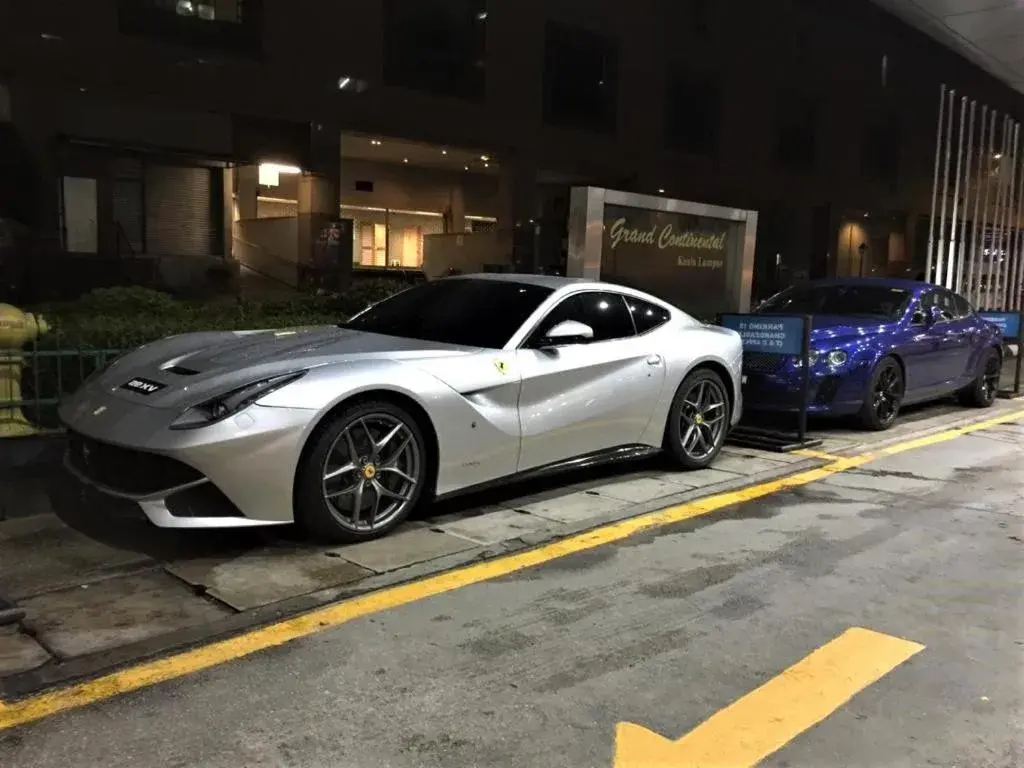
[527,291,636,346]
[920,290,954,321]
[624,297,672,334]
[950,291,973,318]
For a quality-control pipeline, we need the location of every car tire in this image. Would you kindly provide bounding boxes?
[295,400,430,544]
[957,346,1001,408]
[664,367,731,470]
[858,356,904,431]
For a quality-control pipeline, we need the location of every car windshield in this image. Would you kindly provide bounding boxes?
[340,278,554,348]
[757,284,911,321]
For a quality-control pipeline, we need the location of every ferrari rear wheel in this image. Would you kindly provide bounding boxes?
[296,400,428,543]
[859,357,904,431]
[664,368,731,470]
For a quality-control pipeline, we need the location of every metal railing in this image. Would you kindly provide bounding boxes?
[2,346,121,431]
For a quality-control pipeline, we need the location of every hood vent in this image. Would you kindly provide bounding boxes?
[164,365,200,376]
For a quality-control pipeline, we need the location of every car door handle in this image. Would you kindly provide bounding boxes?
[646,354,663,366]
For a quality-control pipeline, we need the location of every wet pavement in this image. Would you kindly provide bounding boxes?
[0,402,1020,767]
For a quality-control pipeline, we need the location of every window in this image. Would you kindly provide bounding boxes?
[528,292,635,346]
[542,22,618,132]
[383,0,487,101]
[919,290,956,322]
[862,114,901,184]
[342,278,552,349]
[625,297,672,334]
[776,93,818,171]
[59,177,98,253]
[951,292,974,318]
[759,284,911,321]
[117,0,261,55]
[665,74,721,156]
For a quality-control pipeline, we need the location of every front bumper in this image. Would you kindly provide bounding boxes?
[741,352,870,416]
[60,387,316,528]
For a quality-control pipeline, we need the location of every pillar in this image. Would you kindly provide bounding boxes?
[497,150,539,273]
[234,165,259,220]
[297,121,345,287]
[448,184,466,234]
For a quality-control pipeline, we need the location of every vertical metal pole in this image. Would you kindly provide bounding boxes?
[998,122,1019,309]
[1006,123,1023,309]
[989,118,1009,309]
[926,84,947,284]
[946,96,968,289]
[974,112,998,307]
[1016,170,1024,309]
[935,89,956,285]
[966,105,988,302]
[955,100,977,294]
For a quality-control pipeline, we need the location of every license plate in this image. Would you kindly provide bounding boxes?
[121,377,166,396]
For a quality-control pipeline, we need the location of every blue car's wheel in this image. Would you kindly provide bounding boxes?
[859,357,904,431]
[957,347,1001,408]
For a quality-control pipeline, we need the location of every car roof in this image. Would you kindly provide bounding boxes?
[796,276,929,291]
[447,272,587,290]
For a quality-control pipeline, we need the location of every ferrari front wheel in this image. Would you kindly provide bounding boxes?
[296,400,428,543]
[665,368,731,470]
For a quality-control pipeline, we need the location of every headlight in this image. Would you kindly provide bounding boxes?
[169,371,307,430]
[804,349,848,368]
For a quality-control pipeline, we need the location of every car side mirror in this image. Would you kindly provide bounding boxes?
[543,320,594,346]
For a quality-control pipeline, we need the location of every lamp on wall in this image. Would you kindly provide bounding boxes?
[258,162,302,187]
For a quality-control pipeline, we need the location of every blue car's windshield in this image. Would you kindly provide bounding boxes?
[757,284,911,321]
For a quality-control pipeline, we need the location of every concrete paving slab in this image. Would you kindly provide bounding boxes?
[650,467,745,489]
[0,515,153,599]
[436,508,561,546]
[711,453,794,475]
[20,570,232,659]
[166,548,374,612]
[330,528,477,573]
[0,625,51,676]
[588,475,697,504]
[511,491,627,524]
[719,446,809,464]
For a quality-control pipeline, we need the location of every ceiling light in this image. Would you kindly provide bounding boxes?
[658,188,665,194]
[475,11,488,20]
[336,76,351,90]
[995,152,1003,159]
[483,163,489,168]
[403,158,409,163]
[40,33,63,41]
[480,155,490,162]
[442,149,448,155]
[464,165,469,171]
[370,139,382,146]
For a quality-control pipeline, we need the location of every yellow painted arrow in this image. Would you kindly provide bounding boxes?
[614,626,925,768]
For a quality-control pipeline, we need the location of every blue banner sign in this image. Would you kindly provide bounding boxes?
[719,314,806,356]
[979,311,1021,340]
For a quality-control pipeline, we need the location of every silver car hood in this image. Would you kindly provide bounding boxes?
[84,326,476,410]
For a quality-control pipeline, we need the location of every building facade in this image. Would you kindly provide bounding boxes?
[1,0,1022,302]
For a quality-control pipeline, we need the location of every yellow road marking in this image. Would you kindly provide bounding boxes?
[792,448,845,461]
[0,407,1020,731]
[614,627,925,768]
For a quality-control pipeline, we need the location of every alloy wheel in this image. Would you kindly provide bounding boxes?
[982,352,1001,403]
[872,366,902,425]
[320,413,422,533]
[678,378,728,461]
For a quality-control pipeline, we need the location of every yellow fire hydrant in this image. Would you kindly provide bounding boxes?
[0,303,50,438]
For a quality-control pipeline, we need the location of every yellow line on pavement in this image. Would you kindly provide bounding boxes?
[1,407,1021,732]
[614,627,925,768]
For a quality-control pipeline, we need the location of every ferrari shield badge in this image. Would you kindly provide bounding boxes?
[494,359,509,375]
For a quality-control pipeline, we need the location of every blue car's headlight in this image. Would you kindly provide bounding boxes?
[169,371,307,430]
[807,349,849,369]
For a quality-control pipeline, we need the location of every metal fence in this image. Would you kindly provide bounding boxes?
[2,346,121,431]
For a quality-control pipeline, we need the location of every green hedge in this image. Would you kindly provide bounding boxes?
[31,281,403,350]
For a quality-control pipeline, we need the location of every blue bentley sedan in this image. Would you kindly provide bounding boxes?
[747,278,1004,430]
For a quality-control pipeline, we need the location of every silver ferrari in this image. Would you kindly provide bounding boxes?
[60,274,744,542]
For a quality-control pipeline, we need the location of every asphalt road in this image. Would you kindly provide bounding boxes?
[2,423,1022,768]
